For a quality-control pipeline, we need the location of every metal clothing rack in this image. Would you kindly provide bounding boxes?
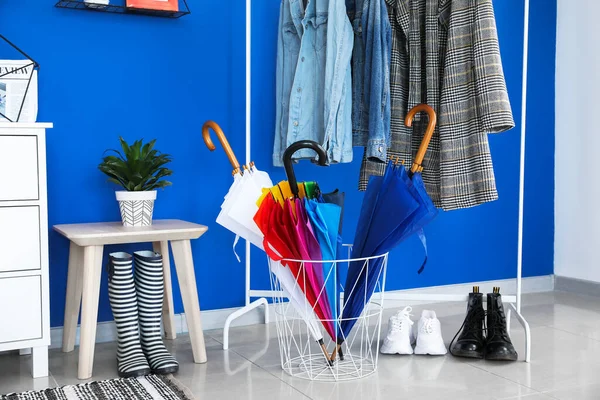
[223,0,532,362]
[222,0,269,351]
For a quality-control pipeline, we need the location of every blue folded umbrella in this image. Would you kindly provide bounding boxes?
[333,162,438,361]
[305,198,342,331]
[373,166,437,265]
[318,189,346,295]
[329,103,439,363]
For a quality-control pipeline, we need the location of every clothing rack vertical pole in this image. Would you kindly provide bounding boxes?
[245,0,252,309]
[222,0,270,350]
[516,0,530,316]
[505,0,532,363]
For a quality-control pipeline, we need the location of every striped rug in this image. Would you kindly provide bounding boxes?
[1,374,194,400]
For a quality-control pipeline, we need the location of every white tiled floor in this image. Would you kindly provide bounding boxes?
[1,291,599,399]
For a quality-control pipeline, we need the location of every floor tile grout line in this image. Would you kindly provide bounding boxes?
[546,324,600,343]
[229,348,313,399]
[464,361,544,396]
[206,332,313,399]
[49,372,60,389]
[539,391,561,400]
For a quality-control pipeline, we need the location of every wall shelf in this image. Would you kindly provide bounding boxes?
[54,0,190,19]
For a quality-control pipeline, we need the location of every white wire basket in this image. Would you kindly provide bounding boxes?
[268,252,389,382]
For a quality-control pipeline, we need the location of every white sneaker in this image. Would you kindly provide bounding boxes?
[380,306,416,355]
[414,310,448,356]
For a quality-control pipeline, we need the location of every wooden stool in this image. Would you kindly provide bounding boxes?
[54,219,208,380]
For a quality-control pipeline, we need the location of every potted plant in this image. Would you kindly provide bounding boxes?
[99,137,173,227]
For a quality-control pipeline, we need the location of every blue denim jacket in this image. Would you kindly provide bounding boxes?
[347,0,391,162]
[274,0,354,166]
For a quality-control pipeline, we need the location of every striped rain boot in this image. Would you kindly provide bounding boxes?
[107,252,151,378]
[134,250,179,374]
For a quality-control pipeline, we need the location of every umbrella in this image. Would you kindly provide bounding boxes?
[269,260,331,363]
[249,161,272,187]
[203,121,272,252]
[254,177,336,361]
[254,195,332,361]
[304,198,342,333]
[291,198,335,339]
[281,140,329,198]
[280,141,337,338]
[255,141,339,361]
[330,104,439,361]
[318,189,346,290]
[370,105,439,259]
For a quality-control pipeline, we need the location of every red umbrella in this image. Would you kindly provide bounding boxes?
[255,194,334,361]
[256,194,334,334]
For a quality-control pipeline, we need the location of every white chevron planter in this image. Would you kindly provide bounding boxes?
[115,190,157,227]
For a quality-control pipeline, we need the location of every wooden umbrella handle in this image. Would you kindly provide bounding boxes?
[405,104,437,174]
[202,120,241,174]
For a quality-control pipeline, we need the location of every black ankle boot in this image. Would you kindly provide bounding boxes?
[450,286,486,359]
[485,288,518,361]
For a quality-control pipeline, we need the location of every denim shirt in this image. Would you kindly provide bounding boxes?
[347,0,391,162]
[274,0,354,166]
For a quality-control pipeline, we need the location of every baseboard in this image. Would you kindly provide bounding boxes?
[50,274,554,349]
[381,274,554,305]
[555,275,600,297]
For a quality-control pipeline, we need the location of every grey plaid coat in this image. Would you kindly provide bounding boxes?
[359,0,515,210]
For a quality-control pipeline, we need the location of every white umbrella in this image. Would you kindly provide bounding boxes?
[203,121,271,253]
[226,165,272,247]
[249,162,273,187]
[203,121,332,361]
[270,259,332,363]
[217,169,265,251]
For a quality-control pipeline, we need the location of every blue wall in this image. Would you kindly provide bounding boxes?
[0,0,555,328]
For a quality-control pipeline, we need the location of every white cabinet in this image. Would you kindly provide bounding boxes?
[0,136,39,201]
[0,123,51,378]
[0,206,41,273]
[0,276,42,343]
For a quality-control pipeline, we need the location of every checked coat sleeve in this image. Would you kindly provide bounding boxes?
[436,0,515,210]
[471,0,515,134]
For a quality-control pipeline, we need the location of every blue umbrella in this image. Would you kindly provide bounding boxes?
[375,165,437,270]
[318,189,346,298]
[305,198,342,332]
[331,104,439,362]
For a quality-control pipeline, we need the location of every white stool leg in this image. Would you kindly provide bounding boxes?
[153,241,177,340]
[78,245,104,379]
[171,240,207,364]
[63,242,84,352]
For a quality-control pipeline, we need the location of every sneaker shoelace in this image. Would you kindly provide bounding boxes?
[390,307,414,334]
[421,318,435,334]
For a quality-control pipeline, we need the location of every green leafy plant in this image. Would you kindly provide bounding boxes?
[99,137,173,191]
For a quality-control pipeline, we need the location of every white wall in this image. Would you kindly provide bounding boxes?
[555,0,600,283]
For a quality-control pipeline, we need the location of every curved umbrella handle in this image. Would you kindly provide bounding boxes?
[282,140,328,197]
[405,104,437,174]
[202,120,241,175]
